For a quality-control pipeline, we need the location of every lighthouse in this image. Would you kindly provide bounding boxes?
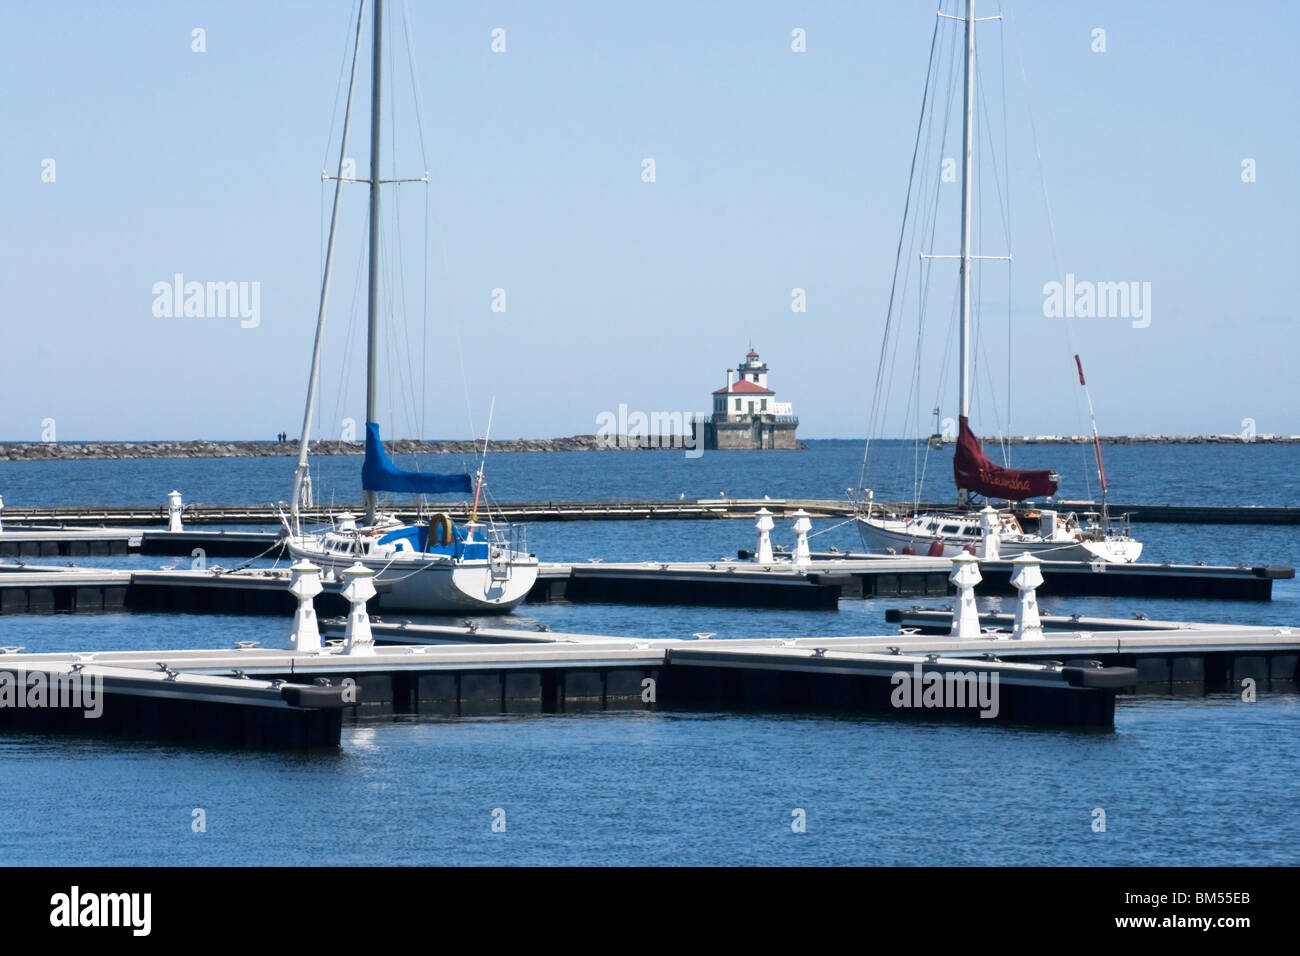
[694,348,799,450]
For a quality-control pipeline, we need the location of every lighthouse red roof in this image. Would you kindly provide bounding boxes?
[746,349,759,358]
[714,378,773,395]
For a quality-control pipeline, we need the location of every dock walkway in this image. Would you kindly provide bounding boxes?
[0,550,1291,617]
[3,497,1299,527]
[4,615,1296,743]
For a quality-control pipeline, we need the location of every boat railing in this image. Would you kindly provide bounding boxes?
[1077,509,1134,539]
[486,523,528,561]
[1106,511,1135,539]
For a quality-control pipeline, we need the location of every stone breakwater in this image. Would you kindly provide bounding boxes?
[0,436,723,461]
[936,435,1299,446]
[0,435,1289,461]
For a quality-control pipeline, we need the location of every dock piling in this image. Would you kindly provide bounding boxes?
[977,505,1001,559]
[289,561,324,651]
[167,491,184,532]
[753,507,774,564]
[341,563,377,655]
[1010,553,1045,640]
[791,509,812,567]
[949,553,982,638]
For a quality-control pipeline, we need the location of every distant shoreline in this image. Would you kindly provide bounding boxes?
[0,434,1294,461]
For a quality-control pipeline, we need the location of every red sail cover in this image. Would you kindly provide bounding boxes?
[953,416,1058,500]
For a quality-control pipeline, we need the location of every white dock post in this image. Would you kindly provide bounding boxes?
[753,507,774,563]
[948,552,982,638]
[1010,552,1045,640]
[791,509,812,568]
[167,490,184,532]
[976,504,1001,560]
[0,493,5,533]
[288,560,323,651]
[340,562,377,655]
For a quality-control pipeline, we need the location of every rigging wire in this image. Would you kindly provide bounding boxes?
[399,0,433,447]
[319,10,356,290]
[857,10,944,498]
[388,12,430,459]
[1005,1,1095,500]
[918,284,961,506]
[310,0,367,505]
[367,3,449,513]
[328,222,369,449]
[899,7,961,505]
[392,4,481,480]
[904,24,963,504]
[866,8,965,505]
[998,0,1013,445]
[971,30,1014,464]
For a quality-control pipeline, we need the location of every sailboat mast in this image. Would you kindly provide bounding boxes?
[958,0,975,424]
[364,0,384,525]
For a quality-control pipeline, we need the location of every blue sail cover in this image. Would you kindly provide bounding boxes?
[361,422,473,494]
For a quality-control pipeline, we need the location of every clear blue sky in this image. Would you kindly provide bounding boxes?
[3,0,1297,441]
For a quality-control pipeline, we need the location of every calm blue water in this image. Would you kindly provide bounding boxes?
[2,696,1297,866]
[0,444,1297,865]
[3,439,1298,508]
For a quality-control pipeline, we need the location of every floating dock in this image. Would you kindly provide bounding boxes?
[863,499,1300,526]
[0,528,140,557]
[0,565,368,616]
[0,656,348,748]
[4,615,1298,744]
[535,556,1291,605]
[530,561,844,609]
[2,587,1296,748]
[0,499,840,528]
[735,553,1293,601]
[0,550,1290,617]
[881,609,1298,693]
[0,528,284,559]
[0,630,1129,733]
[4,496,1300,527]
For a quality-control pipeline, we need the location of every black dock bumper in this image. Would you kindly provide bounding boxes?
[660,646,1130,727]
[0,663,345,749]
[1061,665,1139,690]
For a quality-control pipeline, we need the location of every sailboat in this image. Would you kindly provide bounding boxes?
[280,0,538,612]
[854,0,1141,565]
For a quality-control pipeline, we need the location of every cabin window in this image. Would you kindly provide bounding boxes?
[735,398,741,411]
[941,525,959,535]
[761,399,767,411]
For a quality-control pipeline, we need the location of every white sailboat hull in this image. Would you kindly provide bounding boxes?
[855,514,1143,564]
[285,537,539,613]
